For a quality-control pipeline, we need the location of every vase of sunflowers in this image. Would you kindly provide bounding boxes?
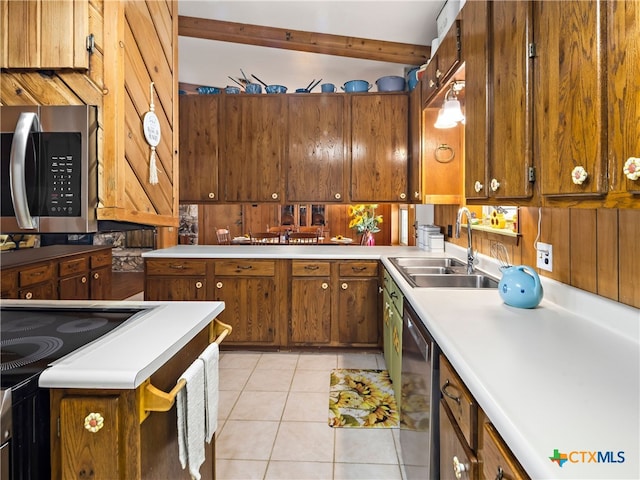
[348,204,382,246]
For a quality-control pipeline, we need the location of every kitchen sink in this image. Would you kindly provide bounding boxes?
[388,257,498,289]
[408,274,499,289]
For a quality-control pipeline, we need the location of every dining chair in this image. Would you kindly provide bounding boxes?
[215,226,231,245]
[250,232,281,244]
[288,232,319,244]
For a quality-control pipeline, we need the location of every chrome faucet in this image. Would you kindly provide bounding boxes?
[455,207,476,274]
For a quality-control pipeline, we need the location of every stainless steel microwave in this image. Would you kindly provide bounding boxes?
[0,105,98,234]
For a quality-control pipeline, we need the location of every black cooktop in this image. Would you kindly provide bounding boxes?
[1,306,144,388]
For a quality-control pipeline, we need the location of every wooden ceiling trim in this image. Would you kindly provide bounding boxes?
[178,16,430,65]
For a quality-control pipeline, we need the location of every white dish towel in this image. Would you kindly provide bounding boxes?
[198,342,219,443]
[176,360,206,480]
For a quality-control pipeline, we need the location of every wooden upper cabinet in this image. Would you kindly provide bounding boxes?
[608,0,640,202]
[179,95,219,202]
[462,0,490,201]
[350,94,409,202]
[222,95,286,202]
[421,55,441,107]
[408,86,423,202]
[535,0,607,198]
[490,0,534,200]
[437,20,462,83]
[287,95,346,202]
[1,0,89,69]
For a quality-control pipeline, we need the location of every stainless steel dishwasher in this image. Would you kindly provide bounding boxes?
[400,301,439,480]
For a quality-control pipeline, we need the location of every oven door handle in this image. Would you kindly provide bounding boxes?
[10,112,40,230]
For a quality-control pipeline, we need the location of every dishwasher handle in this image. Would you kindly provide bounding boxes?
[405,315,430,361]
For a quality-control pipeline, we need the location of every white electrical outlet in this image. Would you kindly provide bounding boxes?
[537,242,553,272]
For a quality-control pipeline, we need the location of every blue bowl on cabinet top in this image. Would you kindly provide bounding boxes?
[197,86,221,94]
[407,68,420,91]
[225,86,240,94]
[245,83,262,94]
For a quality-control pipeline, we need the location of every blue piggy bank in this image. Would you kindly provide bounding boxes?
[498,265,544,309]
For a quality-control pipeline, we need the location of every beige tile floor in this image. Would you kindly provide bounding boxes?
[216,351,404,480]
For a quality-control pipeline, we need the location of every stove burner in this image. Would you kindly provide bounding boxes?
[1,316,55,333]
[0,336,63,371]
[57,317,109,333]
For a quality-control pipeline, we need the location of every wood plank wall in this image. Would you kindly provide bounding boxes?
[435,205,640,309]
[0,0,179,238]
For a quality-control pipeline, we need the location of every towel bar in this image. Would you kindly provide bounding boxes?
[138,318,232,423]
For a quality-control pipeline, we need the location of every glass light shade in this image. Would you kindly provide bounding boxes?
[442,98,465,123]
[434,108,457,129]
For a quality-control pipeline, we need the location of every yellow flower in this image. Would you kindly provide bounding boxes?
[348,204,382,234]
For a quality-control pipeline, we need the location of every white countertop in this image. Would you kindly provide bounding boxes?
[144,244,639,479]
[1,299,225,390]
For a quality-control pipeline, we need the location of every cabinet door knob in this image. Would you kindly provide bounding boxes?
[341,282,348,290]
[208,192,215,199]
[93,273,99,279]
[474,181,484,193]
[429,79,436,88]
[25,292,33,300]
[216,282,223,288]
[623,157,640,181]
[436,69,443,79]
[414,191,420,199]
[321,282,328,290]
[571,166,588,185]
[399,192,406,200]
[453,456,468,479]
[195,281,203,289]
[334,193,341,200]
[271,192,278,199]
[490,178,500,192]
[82,276,87,283]
[84,412,105,433]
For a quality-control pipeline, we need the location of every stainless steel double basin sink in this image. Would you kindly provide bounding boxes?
[388,257,499,289]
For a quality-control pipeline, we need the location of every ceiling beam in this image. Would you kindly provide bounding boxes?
[178,16,430,66]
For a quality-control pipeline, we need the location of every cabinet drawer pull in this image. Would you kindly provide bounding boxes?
[169,264,185,269]
[93,273,99,279]
[441,379,461,405]
[351,266,367,272]
[453,455,468,479]
[216,282,223,288]
[321,282,328,290]
[195,281,203,289]
[304,265,319,270]
[390,291,398,299]
[341,282,348,290]
[237,265,253,270]
[82,277,87,283]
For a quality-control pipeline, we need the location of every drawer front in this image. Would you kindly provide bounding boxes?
[90,251,112,269]
[146,259,207,276]
[215,260,275,276]
[59,257,89,277]
[292,261,330,277]
[19,263,54,287]
[440,355,476,448]
[482,422,529,480]
[338,261,378,277]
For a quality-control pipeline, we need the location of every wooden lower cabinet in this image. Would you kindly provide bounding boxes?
[440,400,479,480]
[290,261,332,345]
[144,257,381,349]
[480,420,530,480]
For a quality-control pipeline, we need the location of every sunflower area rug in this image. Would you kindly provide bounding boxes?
[328,369,399,428]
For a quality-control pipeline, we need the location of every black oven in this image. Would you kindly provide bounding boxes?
[0,305,146,480]
[0,105,98,234]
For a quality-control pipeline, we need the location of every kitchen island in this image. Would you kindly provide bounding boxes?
[1,299,225,480]
[143,244,639,480]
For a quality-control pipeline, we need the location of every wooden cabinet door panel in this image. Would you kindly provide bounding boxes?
[287,95,346,202]
[463,0,490,200]
[179,95,219,202]
[19,282,56,300]
[536,0,607,197]
[290,278,331,344]
[608,0,640,196]
[408,86,423,202]
[222,95,286,202]
[59,275,90,300]
[491,0,534,200]
[351,94,408,202]
[437,20,461,81]
[337,278,379,345]
[214,277,276,344]
[90,266,112,300]
[145,277,207,301]
[440,401,479,480]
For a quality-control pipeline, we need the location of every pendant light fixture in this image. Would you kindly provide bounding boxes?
[434,81,465,129]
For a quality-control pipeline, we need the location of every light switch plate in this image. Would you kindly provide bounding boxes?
[537,242,553,272]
